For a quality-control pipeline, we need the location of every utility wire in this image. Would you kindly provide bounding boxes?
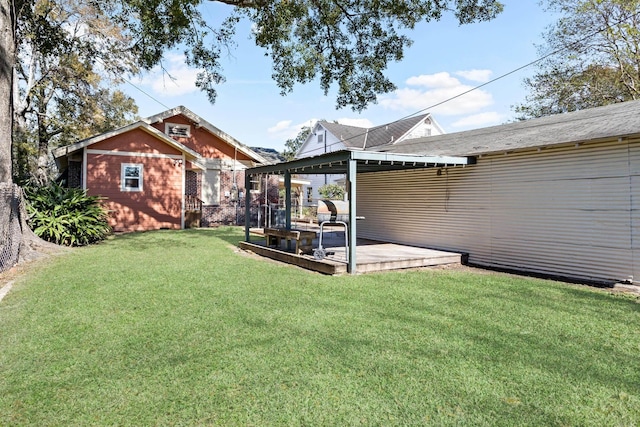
[120,76,171,111]
[113,6,640,155]
[92,56,171,111]
[297,7,640,157]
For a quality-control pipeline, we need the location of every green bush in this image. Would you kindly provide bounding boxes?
[318,183,345,200]
[25,183,111,246]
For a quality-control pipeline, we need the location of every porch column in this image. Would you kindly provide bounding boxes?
[285,171,292,230]
[244,170,251,242]
[285,171,292,251]
[347,159,357,274]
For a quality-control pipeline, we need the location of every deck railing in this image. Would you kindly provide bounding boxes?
[185,195,203,211]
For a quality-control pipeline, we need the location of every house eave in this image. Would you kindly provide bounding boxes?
[143,106,269,165]
[52,121,203,163]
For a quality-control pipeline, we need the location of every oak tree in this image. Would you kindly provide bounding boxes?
[515,0,640,119]
[14,0,138,184]
[2,0,504,182]
[282,125,311,161]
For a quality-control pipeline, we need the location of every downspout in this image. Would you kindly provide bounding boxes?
[324,128,328,185]
[82,147,87,190]
[233,145,238,225]
[180,154,186,229]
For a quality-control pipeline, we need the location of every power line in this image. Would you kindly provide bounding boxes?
[297,7,640,157]
[100,5,640,155]
[121,77,171,111]
[92,56,171,111]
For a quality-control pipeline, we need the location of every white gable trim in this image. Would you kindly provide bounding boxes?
[53,121,201,162]
[143,106,269,164]
[86,149,184,160]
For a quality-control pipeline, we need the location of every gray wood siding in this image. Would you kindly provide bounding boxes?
[357,139,639,284]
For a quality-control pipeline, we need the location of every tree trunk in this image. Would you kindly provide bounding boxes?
[35,107,49,184]
[0,2,64,271]
[0,183,64,272]
[0,0,15,183]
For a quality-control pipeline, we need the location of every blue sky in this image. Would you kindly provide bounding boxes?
[123,0,556,152]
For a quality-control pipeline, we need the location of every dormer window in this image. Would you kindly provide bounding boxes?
[165,123,191,138]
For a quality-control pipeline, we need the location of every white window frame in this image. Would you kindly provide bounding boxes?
[201,169,221,205]
[121,163,143,192]
[165,122,191,138]
[249,176,261,193]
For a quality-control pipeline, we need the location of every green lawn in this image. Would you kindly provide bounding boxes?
[1,228,638,426]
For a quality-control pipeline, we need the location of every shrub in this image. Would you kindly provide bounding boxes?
[318,183,345,200]
[25,183,111,246]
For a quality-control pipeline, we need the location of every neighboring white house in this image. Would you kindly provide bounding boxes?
[295,113,444,203]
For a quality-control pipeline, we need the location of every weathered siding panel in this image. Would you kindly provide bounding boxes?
[630,140,640,282]
[358,139,637,283]
[87,153,183,232]
[90,128,182,155]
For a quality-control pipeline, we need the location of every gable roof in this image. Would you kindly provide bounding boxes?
[319,121,369,149]
[316,113,432,150]
[143,106,269,164]
[378,101,640,157]
[52,121,202,161]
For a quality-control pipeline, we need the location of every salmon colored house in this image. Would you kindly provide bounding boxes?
[53,106,269,232]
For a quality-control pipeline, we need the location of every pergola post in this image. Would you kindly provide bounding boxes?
[244,170,251,242]
[285,171,292,230]
[285,171,292,250]
[347,159,357,274]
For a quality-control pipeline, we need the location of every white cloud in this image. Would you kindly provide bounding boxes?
[450,112,503,129]
[380,71,494,116]
[267,118,318,141]
[267,117,374,143]
[267,120,293,134]
[336,118,374,128]
[140,53,200,96]
[455,69,493,83]
[406,72,461,89]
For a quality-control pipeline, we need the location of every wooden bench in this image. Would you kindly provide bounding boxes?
[264,227,316,255]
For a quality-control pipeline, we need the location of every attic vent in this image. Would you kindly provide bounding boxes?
[317,134,324,144]
[165,123,191,138]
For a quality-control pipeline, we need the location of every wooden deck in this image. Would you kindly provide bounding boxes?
[239,226,464,275]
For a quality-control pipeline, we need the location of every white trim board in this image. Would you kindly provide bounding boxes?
[86,149,183,160]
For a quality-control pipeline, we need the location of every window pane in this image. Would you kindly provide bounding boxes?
[124,166,140,178]
[121,163,143,191]
[125,178,139,188]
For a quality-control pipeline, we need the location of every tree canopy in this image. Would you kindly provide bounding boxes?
[514,0,640,119]
[98,0,504,111]
[282,125,311,161]
[1,0,505,183]
[13,0,139,183]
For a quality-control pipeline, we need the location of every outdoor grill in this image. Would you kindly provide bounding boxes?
[316,199,350,223]
[314,199,363,262]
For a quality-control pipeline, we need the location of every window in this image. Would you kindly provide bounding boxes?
[121,163,143,192]
[250,177,261,192]
[306,187,313,203]
[165,123,191,138]
[201,169,220,205]
[317,134,324,144]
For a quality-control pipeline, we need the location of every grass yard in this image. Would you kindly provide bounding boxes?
[0,227,639,426]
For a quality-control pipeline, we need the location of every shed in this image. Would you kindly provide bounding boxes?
[369,100,640,284]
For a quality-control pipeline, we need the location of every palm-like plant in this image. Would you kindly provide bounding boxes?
[24,183,111,246]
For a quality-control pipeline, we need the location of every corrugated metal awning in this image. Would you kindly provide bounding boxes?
[246,150,475,176]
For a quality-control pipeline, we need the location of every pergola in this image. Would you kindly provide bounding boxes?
[244,150,475,273]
